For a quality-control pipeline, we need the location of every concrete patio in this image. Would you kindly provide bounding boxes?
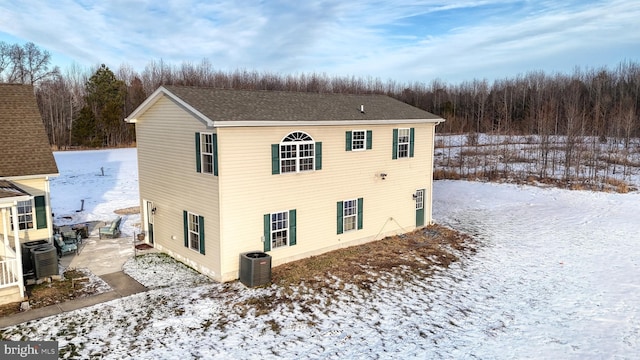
[0,222,157,328]
[58,221,156,275]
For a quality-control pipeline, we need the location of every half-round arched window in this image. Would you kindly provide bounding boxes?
[280,131,315,173]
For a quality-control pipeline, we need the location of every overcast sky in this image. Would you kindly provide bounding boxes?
[1,0,639,84]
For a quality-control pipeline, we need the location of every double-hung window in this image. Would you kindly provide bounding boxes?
[337,198,363,234]
[352,131,365,150]
[271,211,288,248]
[12,200,33,230]
[397,128,410,158]
[263,209,297,251]
[195,132,218,175]
[346,130,372,151]
[183,211,205,255]
[392,128,415,159]
[343,199,358,232]
[201,133,215,174]
[272,132,322,174]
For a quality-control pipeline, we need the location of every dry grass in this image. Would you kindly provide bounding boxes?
[114,206,140,215]
[435,168,637,194]
[604,177,632,193]
[271,224,474,289]
[433,169,462,180]
[0,269,96,317]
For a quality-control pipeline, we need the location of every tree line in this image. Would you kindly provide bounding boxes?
[1,42,639,149]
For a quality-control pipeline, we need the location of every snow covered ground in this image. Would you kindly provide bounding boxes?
[50,148,140,235]
[1,148,639,359]
[435,133,640,192]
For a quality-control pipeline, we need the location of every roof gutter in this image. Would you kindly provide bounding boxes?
[209,118,445,128]
[1,173,59,181]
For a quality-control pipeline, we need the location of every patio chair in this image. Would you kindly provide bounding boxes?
[60,226,82,245]
[99,216,122,239]
[54,234,78,257]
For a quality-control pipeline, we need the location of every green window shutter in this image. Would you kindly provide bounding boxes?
[409,128,415,157]
[345,131,352,151]
[199,215,205,254]
[263,214,271,252]
[195,133,201,173]
[213,134,219,176]
[366,130,373,150]
[357,197,364,230]
[392,128,398,159]
[271,144,280,175]
[289,209,297,246]
[336,201,344,235]
[183,211,189,248]
[34,196,47,229]
[315,142,322,170]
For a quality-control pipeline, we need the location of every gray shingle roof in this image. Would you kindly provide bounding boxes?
[0,84,59,177]
[0,180,29,199]
[162,86,442,122]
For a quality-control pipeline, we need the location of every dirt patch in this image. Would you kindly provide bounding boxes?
[135,243,153,250]
[114,206,140,215]
[0,269,104,317]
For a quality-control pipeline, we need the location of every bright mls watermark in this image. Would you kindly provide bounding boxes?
[1,341,57,359]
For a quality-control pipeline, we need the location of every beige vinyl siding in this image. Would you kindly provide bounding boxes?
[424,124,436,225]
[217,123,436,280]
[0,177,52,242]
[0,285,23,305]
[135,97,222,280]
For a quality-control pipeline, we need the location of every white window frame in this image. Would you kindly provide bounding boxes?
[398,128,410,158]
[271,211,289,249]
[201,133,214,174]
[415,189,424,210]
[280,132,315,173]
[188,212,201,252]
[351,130,366,151]
[343,199,358,232]
[11,200,34,230]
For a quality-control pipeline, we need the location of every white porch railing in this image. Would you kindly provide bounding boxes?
[0,250,20,289]
[0,259,19,288]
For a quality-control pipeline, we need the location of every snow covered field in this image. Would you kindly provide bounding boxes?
[435,133,640,192]
[1,148,639,359]
[50,148,140,235]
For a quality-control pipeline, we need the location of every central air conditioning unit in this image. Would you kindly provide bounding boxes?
[21,240,50,276]
[32,245,58,279]
[239,252,272,287]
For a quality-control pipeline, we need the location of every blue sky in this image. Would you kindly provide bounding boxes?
[1,0,639,84]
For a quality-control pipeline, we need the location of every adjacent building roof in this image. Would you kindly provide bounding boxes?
[126,86,444,127]
[0,84,59,177]
[0,180,30,200]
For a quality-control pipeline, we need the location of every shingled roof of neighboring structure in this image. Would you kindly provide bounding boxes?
[127,86,443,124]
[0,84,59,177]
[0,180,30,199]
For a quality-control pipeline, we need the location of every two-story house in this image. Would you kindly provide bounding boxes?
[0,84,59,305]
[125,86,444,282]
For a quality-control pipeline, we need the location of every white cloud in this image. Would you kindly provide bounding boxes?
[0,0,638,83]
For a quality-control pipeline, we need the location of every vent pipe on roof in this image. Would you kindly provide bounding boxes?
[360,104,365,113]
